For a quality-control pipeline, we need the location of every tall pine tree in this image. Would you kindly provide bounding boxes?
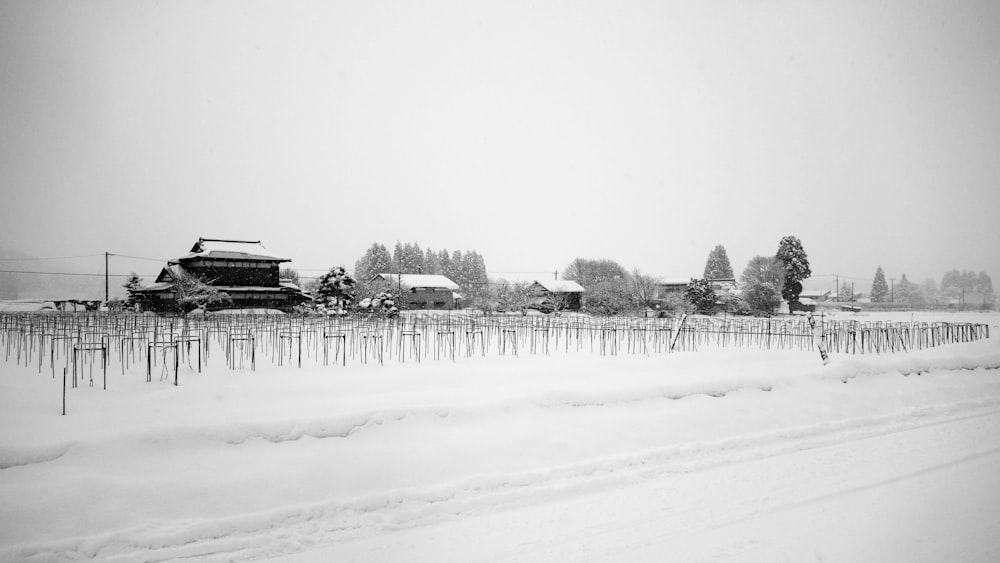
[775,235,811,306]
[424,248,441,275]
[123,272,144,308]
[354,243,393,281]
[703,245,734,279]
[871,266,889,303]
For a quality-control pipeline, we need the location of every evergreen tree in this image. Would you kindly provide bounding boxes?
[399,242,423,273]
[740,256,784,315]
[313,266,357,313]
[354,243,393,298]
[775,236,810,306]
[896,273,921,306]
[391,242,405,272]
[448,250,463,285]
[424,248,441,275]
[871,266,889,303]
[839,281,854,301]
[438,249,452,280]
[123,272,144,308]
[703,245,734,279]
[684,278,717,314]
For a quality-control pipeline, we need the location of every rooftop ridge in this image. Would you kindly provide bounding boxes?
[198,238,262,244]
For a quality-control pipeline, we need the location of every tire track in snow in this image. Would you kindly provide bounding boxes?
[9,397,1000,563]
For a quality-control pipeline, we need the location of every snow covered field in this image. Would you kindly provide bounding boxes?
[1,311,999,562]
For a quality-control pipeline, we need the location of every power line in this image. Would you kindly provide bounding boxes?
[0,269,157,278]
[0,254,104,261]
[111,254,169,262]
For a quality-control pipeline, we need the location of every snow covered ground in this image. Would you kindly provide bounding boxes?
[1,311,998,562]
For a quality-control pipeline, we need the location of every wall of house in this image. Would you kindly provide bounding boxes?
[181,259,281,287]
[136,289,307,312]
[400,289,454,310]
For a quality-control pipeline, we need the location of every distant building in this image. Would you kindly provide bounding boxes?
[131,238,310,312]
[489,273,585,311]
[527,278,584,310]
[799,290,831,302]
[371,273,461,310]
[653,279,691,300]
[653,277,737,300]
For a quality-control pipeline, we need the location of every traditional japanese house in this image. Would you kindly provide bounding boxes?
[131,238,310,312]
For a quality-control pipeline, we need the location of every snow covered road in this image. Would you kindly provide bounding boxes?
[274,399,1000,563]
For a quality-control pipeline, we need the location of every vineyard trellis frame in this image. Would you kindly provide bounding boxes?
[0,311,990,387]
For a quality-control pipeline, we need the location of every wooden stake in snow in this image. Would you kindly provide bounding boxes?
[669,314,687,352]
[808,313,831,366]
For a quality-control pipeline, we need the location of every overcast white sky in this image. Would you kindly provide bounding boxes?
[2,0,999,291]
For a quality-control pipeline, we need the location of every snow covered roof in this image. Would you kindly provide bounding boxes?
[175,238,289,262]
[657,278,692,286]
[154,264,186,283]
[134,282,173,293]
[532,279,585,293]
[800,290,831,299]
[489,273,584,292]
[373,274,461,291]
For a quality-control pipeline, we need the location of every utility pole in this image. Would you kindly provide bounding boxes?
[105,252,110,303]
[835,274,839,302]
[889,278,895,303]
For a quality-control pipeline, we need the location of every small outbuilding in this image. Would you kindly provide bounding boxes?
[371,273,462,310]
[527,278,585,310]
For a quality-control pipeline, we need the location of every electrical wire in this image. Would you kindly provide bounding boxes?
[110,254,170,262]
[0,254,104,261]
[0,270,157,278]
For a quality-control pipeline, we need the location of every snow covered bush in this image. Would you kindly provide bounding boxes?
[356,291,399,317]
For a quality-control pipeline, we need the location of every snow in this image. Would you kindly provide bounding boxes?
[1,311,999,562]
[178,239,289,262]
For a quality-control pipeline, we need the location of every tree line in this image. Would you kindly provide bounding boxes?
[863,267,993,308]
[119,236,995,315]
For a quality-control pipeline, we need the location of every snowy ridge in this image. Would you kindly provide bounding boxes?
[0,443,70,470]
[810,340,1000,382]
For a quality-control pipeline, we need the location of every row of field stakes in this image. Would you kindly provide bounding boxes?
[1,313,989,375]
